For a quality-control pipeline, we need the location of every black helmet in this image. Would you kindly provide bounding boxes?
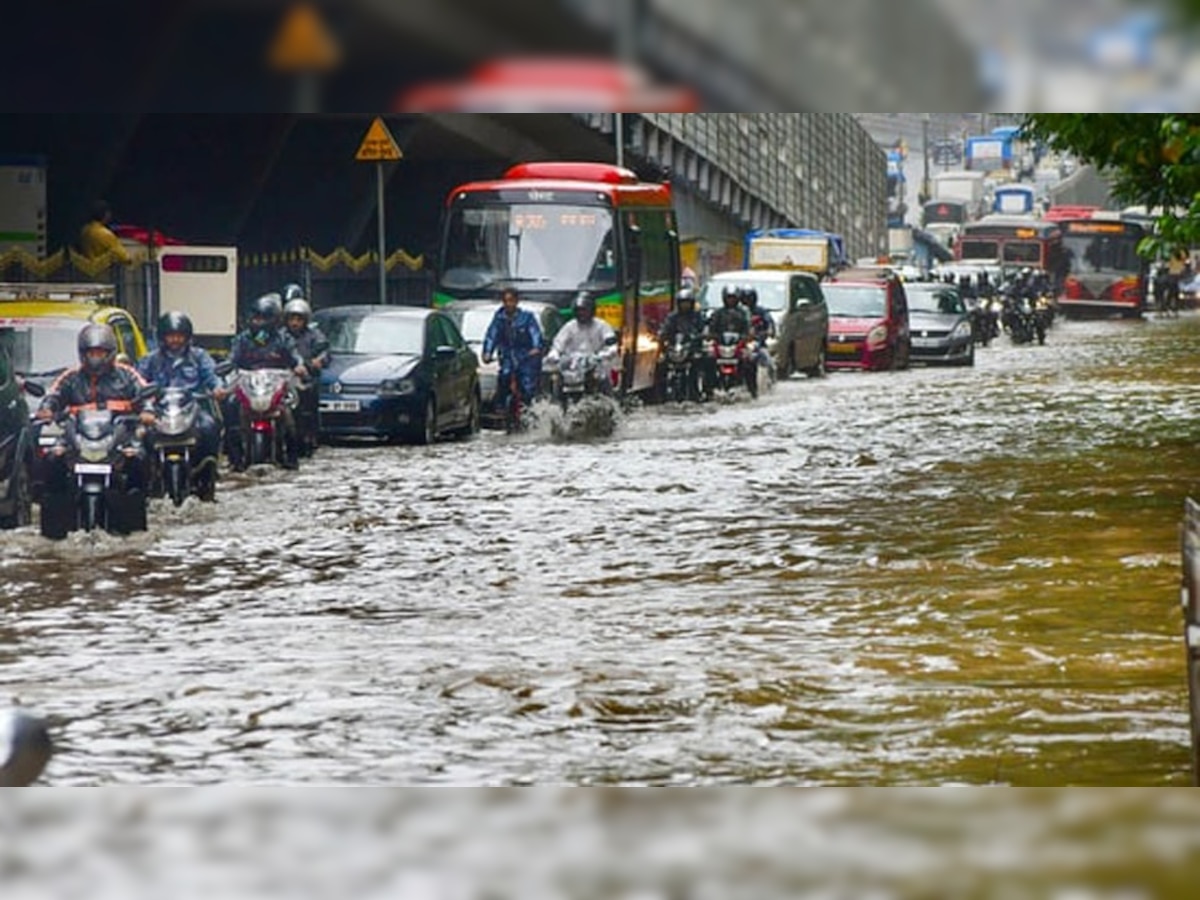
[573,292,596,321]
[250,293,283,326]
[157,310,193,345]
[740,287,758,306]
[249,293,282,345]
[675,288,696,309]
[282,283,305,302]
[78,323,118,375]
[722,286,740,307]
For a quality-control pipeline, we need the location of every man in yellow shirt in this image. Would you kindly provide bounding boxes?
[79,200,132,264]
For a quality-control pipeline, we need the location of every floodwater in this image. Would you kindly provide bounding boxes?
[3,313,1200,787]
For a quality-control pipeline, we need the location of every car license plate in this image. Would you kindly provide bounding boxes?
[829,342,856,354]
[912,338,937,348]
[320,399,361,413]
[74,462,112,475]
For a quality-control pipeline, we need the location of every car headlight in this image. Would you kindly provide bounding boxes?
[866,325,888,348]
[379,378,416,396]
[951,321,972,340]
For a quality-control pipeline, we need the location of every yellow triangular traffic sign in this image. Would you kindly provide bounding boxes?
[356,117,403,162]
[267,2,341,73]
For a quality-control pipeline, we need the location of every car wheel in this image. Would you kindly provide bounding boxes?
[962,343,976,367]
[454,390,481,439]
[804,345,826,378]
[417,397,437,445]
[0,456,32,529]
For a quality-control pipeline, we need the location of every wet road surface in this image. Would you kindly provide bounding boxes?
[3,313,1199,784]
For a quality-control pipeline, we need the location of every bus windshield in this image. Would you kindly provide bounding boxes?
[440,203,617,293]
[1062,231,1142,276]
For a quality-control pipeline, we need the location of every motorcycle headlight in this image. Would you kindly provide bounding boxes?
[249,394,273,413]
[158,410,193,436]
[380,378,415,396]
[866,325,888,348]
[79,437,113,461]
[951,321,972,340]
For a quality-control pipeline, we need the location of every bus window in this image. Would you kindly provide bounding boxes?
[1002,242,1042,264]
[959,239,999,260]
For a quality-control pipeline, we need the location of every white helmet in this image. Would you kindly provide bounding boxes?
[283,298,312,322]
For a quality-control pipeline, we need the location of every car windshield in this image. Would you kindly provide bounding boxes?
[321,315,424,355]
[822,285,887,317]
[451,308,497,344]
[0,321,83,375]
[440,203,617,293]
[906,288,965,315]
[699,279,787,312]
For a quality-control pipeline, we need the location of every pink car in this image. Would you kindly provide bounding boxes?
[821,269,912,371]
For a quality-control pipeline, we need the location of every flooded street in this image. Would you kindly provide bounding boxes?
[4,314,1200,786]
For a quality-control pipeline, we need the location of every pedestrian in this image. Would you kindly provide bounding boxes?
[79,200,132,264]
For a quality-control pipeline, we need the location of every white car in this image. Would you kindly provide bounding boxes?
[442,299,564,423]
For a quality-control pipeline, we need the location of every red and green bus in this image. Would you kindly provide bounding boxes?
[434,162,679,394]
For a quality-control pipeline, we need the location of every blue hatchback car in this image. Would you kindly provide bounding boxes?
[315,306,480,444]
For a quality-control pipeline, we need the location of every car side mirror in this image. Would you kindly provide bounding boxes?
[435,345,457,359]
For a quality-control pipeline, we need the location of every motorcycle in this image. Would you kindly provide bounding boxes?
[710,331,757,396]
[549,351,606,411]
[36,401,150,539]
[659,331,709,403]
[150,387,217,506]
[229,368,300,468]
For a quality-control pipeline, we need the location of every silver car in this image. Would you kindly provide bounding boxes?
[699,269,829,378]
[442,299,564,421]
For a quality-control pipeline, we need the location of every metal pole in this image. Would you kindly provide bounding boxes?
[922,115,931,206]
[376,161,387,305]
[614,0,636,169]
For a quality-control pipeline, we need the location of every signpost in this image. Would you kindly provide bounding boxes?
[266,2,341,113]
[355,117,403,306]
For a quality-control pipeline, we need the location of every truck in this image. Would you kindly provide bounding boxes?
[0,155,47,257]
[931,171,986,218]
[965,133,1013,173]
[744,228,848,279]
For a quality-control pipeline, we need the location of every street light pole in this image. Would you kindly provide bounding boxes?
[922,114,932,206]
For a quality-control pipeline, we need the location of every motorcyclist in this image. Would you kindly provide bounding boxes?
[706,286,756,397]
[137,311,225,500]
[282,295,329,457]
[657,288,713,398]
[481,286,544,413]
[707,286,752,340]
[546,293,619,395]
[658,288,707,346]
[35,323,156,492]
[739,286,776,388]
[225,293,306,470]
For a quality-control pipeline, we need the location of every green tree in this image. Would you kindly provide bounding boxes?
[1021,114,1200,256]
